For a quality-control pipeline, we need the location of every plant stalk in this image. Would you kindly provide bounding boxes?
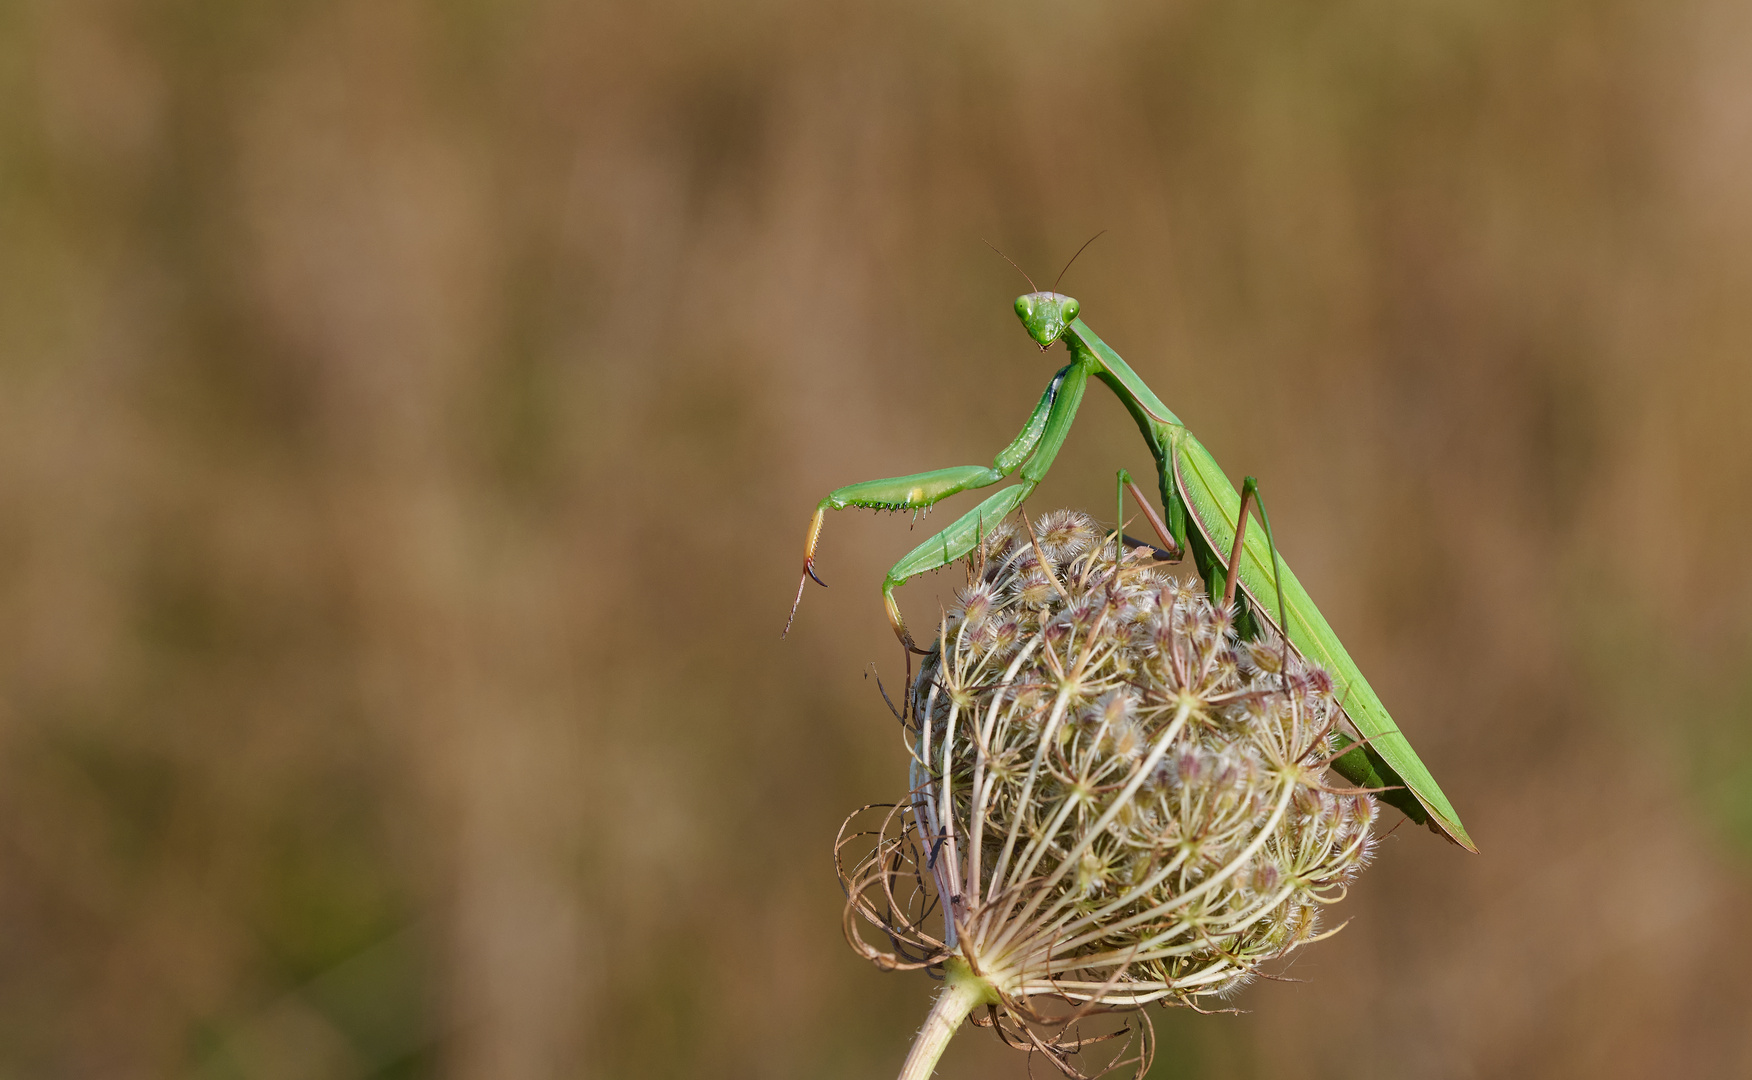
[897,958,999,1080]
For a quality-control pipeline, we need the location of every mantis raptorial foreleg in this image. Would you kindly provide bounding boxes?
[880,486,1031,649]
[787,364,1089,649]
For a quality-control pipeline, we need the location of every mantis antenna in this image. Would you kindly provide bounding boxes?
[1053,230,1107,291]
[981,238,1037,292]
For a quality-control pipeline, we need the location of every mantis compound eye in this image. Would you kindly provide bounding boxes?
[1061,299,1080,322]
[1014,296,1035,320]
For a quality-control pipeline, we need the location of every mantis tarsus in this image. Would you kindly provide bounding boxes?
[786,273,1475,852]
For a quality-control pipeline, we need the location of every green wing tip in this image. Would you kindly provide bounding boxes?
[1424,808,1479,854]
[1332,737,1478,854]
[1410,789,1477,853]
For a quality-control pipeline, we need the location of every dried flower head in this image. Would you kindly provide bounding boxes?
[840,511,1377,1079]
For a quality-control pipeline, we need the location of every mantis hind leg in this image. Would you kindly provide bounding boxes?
[1211,477,1425,821]
[1216,476,1288,644]
[1171,464,1280,644]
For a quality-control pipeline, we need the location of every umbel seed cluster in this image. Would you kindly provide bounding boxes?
[840,511,1377,1075]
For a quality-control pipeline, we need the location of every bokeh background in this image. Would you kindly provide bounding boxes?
[4,0,1752,1076]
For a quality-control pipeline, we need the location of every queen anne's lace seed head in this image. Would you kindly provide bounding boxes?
[839,511,1378,1075]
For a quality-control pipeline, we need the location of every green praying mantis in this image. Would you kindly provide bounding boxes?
[785,254,1474,852]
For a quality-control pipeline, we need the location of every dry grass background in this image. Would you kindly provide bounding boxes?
[3,0,1752,1077]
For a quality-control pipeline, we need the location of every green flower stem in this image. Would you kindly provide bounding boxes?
[897,958,1000,1080]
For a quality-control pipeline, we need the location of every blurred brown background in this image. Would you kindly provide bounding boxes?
[3,0,1752,1077]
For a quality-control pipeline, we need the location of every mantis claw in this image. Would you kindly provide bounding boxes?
[783,510,831,639]
[883,588,932,655]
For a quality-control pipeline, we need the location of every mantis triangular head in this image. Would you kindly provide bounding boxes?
[1014,292,1080,349]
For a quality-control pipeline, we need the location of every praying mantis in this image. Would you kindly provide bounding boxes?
[786,260,1474,852]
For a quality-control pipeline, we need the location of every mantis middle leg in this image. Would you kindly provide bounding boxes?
[1114,467,1182,564]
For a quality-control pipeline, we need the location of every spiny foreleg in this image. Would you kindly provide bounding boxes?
[783,367,1069,638]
